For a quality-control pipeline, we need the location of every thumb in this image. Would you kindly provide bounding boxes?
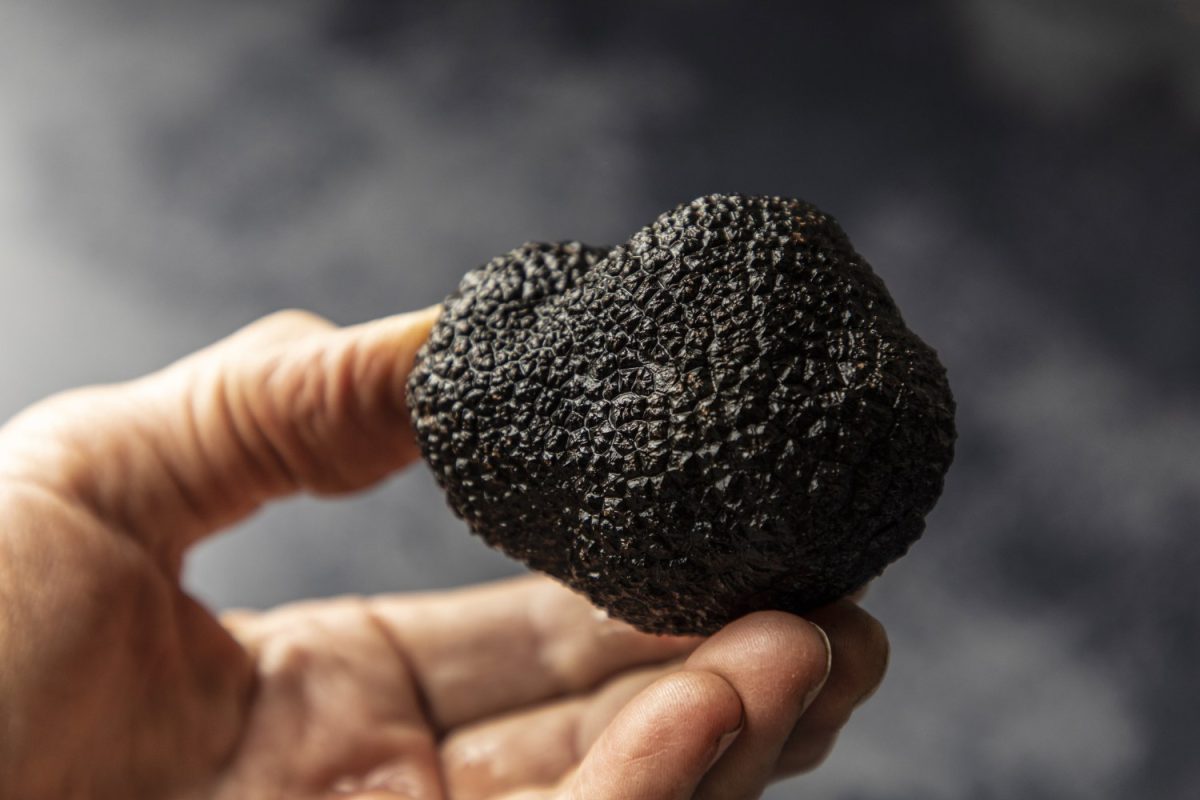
[562,670,744,800]
[0,306,440,566]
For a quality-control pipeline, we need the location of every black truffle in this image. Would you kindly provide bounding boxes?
[407,194,955,635]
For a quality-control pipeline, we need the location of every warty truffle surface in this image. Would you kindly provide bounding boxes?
[407,193,956,634]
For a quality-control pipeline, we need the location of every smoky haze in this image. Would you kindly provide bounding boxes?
[1,1,1197,798]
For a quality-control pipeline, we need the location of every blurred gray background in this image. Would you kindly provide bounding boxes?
[2,1,1198,797]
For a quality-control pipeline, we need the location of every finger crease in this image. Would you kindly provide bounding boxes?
[216,364,295,494]
[360,600,452,800]
[360,599,442,736]
[144,424,208,566]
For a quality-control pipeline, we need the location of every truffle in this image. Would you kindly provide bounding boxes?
[407,194,955,634]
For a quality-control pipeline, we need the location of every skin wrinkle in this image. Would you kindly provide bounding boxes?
[338,339,390,484]
[362,600,442,735]
[139,392,210,569]
[0,472,91,537]
[178,364,266,530]
[283,346,338,487]
[324,337,385,491]
[209,356,291,507]
[250,351,317,493]
[64,398,132,530]
[178,369,247,544]
[259,338,383,496]
[223,355,288,496]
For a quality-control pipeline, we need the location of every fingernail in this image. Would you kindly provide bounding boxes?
[706,723,743,772]
[803,621,833,710]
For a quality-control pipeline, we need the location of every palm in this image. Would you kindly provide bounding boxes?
[214,594,444,799]
[2,484,692,798]
[212,577,705,800]
[1,483,690,797]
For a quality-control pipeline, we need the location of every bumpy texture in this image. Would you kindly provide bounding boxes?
[407,194,956,634]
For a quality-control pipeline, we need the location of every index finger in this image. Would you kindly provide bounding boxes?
[1,306,440,563]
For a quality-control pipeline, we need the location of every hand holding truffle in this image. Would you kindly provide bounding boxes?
[0,224,892,797]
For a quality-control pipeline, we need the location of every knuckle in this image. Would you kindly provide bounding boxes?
[225,309,334,354]
[255,623,323,683]
[256,308,332,334]
[226,334,393,495]
[251,347,354,490]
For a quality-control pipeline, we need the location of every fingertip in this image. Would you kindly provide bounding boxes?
[684,611,836,798]
[694,610,834,702]
[343,305,443,410]
[805,600,889,707]
[348,304,443,344]
[771,605,891,780]
[187,305,444,501]
[414,303,445,323]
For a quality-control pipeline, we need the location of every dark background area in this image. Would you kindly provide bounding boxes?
[1,1,1197,797]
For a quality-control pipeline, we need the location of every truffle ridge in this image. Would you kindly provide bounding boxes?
[407,194,956,634]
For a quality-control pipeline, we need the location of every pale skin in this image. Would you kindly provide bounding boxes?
[0,308,889,799]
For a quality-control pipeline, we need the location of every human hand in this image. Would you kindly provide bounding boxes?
[0,309,888,799]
